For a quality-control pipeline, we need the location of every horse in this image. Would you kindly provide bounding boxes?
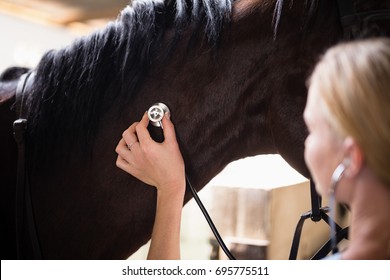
[1,0,389,259]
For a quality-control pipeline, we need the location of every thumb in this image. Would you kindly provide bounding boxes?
[162,113,178,143]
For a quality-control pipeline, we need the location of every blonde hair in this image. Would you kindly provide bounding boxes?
[309,38,390,186]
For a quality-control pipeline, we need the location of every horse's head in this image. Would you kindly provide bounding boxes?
[0,67,29,102]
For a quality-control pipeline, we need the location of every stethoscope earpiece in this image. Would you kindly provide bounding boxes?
[328,162,346,255]
[331,163,345,192]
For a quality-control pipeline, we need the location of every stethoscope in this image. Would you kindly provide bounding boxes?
[329,163,346,254]
[147,102,345,260]
[147,103,236,260]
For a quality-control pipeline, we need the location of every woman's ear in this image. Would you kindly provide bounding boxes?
[343,137,364,178]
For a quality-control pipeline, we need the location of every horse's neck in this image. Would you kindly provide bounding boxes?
[160,0,342,188]
[111,0,341,190]
[128,3,278,189]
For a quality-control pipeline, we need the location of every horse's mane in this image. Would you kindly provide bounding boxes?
[26,0,234,167]
[273,0,320,38]
[25,0,323,168]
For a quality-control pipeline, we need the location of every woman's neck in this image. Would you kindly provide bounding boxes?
[342,173,390,259]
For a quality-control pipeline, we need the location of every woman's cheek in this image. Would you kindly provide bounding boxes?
[304,136,322,192]
[304,135,314,171]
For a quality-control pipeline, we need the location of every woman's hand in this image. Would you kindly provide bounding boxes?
[115,112,185,194]
[116,112,186,259]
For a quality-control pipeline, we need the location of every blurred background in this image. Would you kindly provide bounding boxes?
[0,0,129,72]
[1,0,345,260]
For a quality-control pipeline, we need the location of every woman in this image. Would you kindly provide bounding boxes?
[303,38,390,259]
[115,38,390,259]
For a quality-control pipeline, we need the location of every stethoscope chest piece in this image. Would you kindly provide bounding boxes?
[147,103,170,127]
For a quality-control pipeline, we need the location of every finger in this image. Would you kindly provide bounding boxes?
[115,138,127,154]
[116,155,141,179]
[125,121,139,135]
[115,138,133,161]
[135,112,152,144]
[116,155,131,172]
[116,154,146,184]
[161,113,178,143]
[122,123,139,147]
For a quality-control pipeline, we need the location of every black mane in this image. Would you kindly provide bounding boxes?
[26,0,234,167]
